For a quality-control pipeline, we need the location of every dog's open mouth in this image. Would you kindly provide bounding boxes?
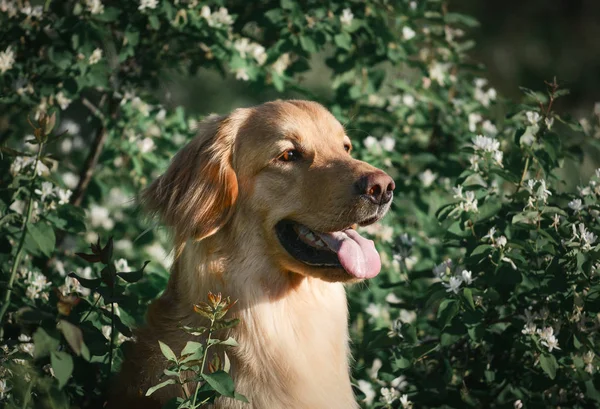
[275,220,381,279]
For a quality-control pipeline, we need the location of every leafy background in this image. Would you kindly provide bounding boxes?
[1,1,600,408]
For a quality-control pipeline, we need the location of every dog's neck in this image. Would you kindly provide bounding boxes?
[161,229,357,408]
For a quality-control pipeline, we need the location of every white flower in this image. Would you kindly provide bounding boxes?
[402,26,416,40]
[88,204,115,230]
[461,270,474,285]
[25,271,50,300]
[18,334,35,356]
[380,387,400,405]
[568,198,583,212]
[360,223,394,243]
[539,326,560,352]
[460,191,478,213]
[340,8,354,26]
[551,214,560,230]
[62,172,79,189]
[443,276,463,294]
[365,303,390,322]
[55,188,73,205]
[452,185,463,199]
[399,394,413,409]
[429,62,450,86]
[137,137,155,153]
[481,120,498,136]
[0,377,10,399]
[138,0,158,11]
[114,258,129,272]
[55,92,72,110]
[234,38,253,58]
[526,111,541,125]
[468,113,482,132]
[514,400,523,409]
[433,259,452,279]
[202,6,233,27]
[88,48,103,65]
[570,223,597,251]
[391,375,408,391]
[522,323,537,335]
[419,169,437,187]
[482,227,496,241]
[535,180,551,204]
[131,97,151,117]
[545,117,554,129]
[364,135,379,151]
[578,185,592,196]
[501,256,517,270]
[472,134,500,153]
[474,80,497,107]
[495,235,507,248]
[234,67,249,81]
[357,380,376,405]
[380,135,396,152]
[35,181,54,201]
[0,45,15,74]
[402,94,415,107]
[520,129,536,146]
[272,53,291,75]
[85,0,104,14]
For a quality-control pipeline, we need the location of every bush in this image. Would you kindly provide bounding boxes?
[1,1,599,408]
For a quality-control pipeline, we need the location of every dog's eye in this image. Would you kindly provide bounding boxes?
[279,150,301,162]
[344,144,351,153]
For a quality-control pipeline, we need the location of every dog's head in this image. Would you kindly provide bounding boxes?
[144,100,394,283]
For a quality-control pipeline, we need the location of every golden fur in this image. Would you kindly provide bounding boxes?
[110,100,393,408]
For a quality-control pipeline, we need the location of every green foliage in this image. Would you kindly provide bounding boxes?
[1,1,600,408]
[148,293,246,408]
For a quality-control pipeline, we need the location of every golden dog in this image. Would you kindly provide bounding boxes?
[111,100,394,408]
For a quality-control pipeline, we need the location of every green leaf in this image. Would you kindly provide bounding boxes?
[299,36,318,53]
[463,288,475,310]
[437,299,459,329]
[219,337,239,347]
[51,351,74,389]
[334,33,352,51]
[158,341,178,363]
[92,6,120,22]
[181,341,204,357]
[58,320,86,356]
[146,379,176,396]
[202,370,236,397]
[24,222,55,257]
[33,327,60,359]
[148,15,160,30]
[539,354,558,379]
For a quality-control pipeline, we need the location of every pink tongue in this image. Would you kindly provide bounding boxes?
[316,229,381,279]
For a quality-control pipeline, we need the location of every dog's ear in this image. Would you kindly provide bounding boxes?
[143,109,249,247]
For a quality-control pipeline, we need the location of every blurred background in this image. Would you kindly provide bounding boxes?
[170,1,600,118]
[455,0,600,116]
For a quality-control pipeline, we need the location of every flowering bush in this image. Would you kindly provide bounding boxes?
[1,0,600,408]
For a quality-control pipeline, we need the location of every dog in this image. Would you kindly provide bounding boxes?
[111,100,394,408]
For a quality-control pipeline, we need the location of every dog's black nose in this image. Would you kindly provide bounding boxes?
[355,172,395,205]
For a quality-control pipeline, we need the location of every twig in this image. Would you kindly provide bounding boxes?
[71,95,110,207]
[192,318,215,408]
[71,125,107,207]
[0,143,44,340]
[515,156,530,193]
